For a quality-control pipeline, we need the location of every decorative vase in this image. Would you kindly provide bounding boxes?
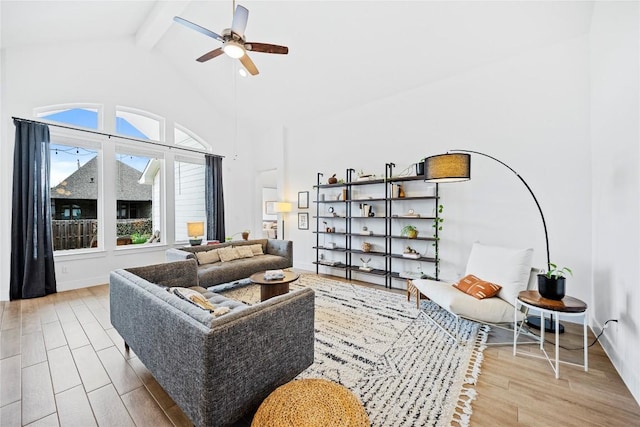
[407,229,418,239]
[241,231,249,240]
[537,275,565,300]
[416,161,425,176]
[328,174,338,184]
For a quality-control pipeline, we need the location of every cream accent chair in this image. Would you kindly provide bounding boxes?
[409,242,537,344]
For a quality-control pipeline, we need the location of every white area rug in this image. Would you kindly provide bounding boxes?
[221,274,488,427]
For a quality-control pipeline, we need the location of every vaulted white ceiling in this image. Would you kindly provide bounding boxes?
[1,1,594,125]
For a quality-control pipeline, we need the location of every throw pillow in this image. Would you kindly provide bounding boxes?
[235,246,254,258]
[170,287,230,316]
[249,244,264,255]
[464,242,533,305]
[453,274,502,299]
[218,246,241,262]
[195,249,220,265]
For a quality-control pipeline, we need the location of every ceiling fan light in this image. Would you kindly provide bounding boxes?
[223,41,245,59]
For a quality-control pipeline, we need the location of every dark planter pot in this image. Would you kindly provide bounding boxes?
[416,161,425,176]
[537,274,565,300]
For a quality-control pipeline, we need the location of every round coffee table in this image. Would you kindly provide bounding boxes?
[249,271,300,301]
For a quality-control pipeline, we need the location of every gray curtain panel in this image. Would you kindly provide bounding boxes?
[205,155,225,241]
[11,119,57,300]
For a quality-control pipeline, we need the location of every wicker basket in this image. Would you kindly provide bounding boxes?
[251,378,370,427]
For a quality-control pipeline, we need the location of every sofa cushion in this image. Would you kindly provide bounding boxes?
[196,249,220,265]
[248,244,264,255]
[413,279,525,323]
[453,274,501,300]
[236,246,254,258]
[218,247,241,262]
[465,243,533,306]
[170,287,230,316]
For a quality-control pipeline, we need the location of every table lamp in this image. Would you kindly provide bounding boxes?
[187,221,205,246]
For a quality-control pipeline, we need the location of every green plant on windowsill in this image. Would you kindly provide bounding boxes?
[400,225,418,238]
[131,233,150,244]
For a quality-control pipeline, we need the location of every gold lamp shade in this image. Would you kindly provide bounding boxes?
[274,202,292,213]
[187,221,205,246]
[424,153,471,183]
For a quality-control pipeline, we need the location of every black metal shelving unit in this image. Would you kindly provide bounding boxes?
[313,165,440,289]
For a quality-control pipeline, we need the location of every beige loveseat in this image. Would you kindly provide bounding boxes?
[165,239,292,288]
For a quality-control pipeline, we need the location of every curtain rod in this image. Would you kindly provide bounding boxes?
[12,116,224,159]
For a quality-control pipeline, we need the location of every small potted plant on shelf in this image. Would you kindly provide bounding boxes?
[401,225,418,239]
[538,263,573,300]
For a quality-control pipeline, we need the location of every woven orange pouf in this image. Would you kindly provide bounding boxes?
[251,379,370,427]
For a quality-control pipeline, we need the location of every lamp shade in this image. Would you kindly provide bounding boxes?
[424,153,471,183]
[273,202,292,213]
[186,221,205,238]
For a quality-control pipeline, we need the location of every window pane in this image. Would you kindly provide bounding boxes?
[175,127,206,150]
[50,143,99,250]
[175,160,206,242]
[115,151,157,245]
[38,107,98,129]
[116,109,161,141]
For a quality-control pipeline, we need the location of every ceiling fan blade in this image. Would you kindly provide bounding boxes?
[231,5,249,37]
[245,42,289,55]
[173,16,223,42]
[196,48,224,63]
[239,53,259,76]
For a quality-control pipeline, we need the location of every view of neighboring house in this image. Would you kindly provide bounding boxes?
[50,157,153,249]
[51,157,152,220]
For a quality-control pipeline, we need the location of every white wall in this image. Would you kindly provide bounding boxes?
[286,34,592,299]
[590,1,640,405]
[0,37,254,298]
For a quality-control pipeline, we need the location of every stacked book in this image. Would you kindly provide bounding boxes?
[264,269,285,280]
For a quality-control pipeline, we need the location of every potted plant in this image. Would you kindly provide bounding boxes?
[538,263,573,300]
[401,225,418,239]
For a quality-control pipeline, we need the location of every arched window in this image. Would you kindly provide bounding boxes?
[35,103,213,251]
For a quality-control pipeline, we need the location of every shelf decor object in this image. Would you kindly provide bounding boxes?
[186,221,205,246]
[424,149,558,332]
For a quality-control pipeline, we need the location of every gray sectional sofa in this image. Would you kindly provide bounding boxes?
[165,239,292,288]
[109,259,315,427]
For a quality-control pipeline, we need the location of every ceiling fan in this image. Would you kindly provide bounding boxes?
[173,2,288,76]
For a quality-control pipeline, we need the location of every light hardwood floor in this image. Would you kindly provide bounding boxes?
[1,278,639,426]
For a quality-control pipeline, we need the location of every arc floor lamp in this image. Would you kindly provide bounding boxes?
[423,149,561,333]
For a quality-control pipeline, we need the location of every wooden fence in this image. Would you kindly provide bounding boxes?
[52,220,96,250]
[51,219,153,250]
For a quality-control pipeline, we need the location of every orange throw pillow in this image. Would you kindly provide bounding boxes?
[453,274,502,300]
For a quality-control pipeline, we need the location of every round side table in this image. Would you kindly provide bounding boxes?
[513,290,588,379]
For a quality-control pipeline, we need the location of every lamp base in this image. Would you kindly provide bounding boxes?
[526,316,565,334]
[189,239,202,246]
